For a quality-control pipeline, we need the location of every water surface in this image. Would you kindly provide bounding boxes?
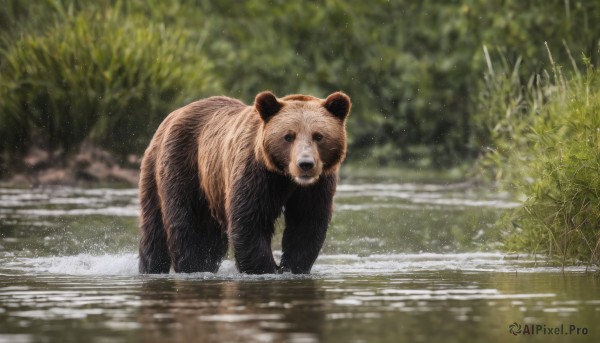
[0,184,597,342]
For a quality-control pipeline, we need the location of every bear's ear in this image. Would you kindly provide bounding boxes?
[323,92,351,121]
[255,91,282,122]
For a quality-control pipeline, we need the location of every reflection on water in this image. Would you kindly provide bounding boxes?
[0,185,598,343]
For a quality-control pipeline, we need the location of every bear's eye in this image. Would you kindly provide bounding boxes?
[313,133,324,142]
[284,133,295,142]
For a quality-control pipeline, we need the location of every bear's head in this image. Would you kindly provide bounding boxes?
[254,91,351,186]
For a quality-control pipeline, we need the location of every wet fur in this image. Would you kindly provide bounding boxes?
[138,92,350,274]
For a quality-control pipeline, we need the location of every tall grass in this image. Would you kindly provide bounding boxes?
[471,45,557,187]
[475,47,600,266]
[512,62,600,266]
[0,7,215,166]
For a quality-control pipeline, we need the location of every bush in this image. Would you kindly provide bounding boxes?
[470,46,556,187]
[475,49,600,265]
[0,8,216,164]
[508,62,600,265]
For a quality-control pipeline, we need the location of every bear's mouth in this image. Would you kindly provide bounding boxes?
[294,175,318,186]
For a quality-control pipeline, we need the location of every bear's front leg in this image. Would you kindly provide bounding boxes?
[228,168,290,274]
[229,216,278,274]
[280,175,336,274]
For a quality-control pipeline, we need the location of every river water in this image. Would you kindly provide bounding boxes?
[0,184,597,342]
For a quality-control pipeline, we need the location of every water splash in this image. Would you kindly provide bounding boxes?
[2,252,591,278]
[10,253,139,275]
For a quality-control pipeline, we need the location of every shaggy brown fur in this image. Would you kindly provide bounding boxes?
[138,91,351,274]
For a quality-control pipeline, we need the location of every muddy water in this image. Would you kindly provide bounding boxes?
[0,184,598,343]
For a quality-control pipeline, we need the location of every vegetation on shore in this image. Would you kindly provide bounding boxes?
[475,47,600,266]
[0,4,216,165]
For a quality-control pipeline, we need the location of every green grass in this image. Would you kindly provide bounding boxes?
[475,48,600,266]
[0,6,216,165]
[510,65,600,266]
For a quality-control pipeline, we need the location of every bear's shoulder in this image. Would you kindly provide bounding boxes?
[194,95,246,108]
[177,96,247,118]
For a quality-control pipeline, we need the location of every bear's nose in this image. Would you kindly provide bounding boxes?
[298,159,315,171]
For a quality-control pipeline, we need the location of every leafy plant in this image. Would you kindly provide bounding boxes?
[476,48,600,265]
[470,46,557,187]
[0,6,216,164]
[510,62,600,265]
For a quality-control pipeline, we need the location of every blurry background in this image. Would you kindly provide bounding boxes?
[1,0,598,173]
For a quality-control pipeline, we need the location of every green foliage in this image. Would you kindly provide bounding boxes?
[196,0,600,167]
[509,65,600,265]
[1,0,600,171]
[0,4,215,162]
[478,52,600,265]
[470,47,557,187]
[197,0,476,166]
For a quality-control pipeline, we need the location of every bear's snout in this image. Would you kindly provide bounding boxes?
[298,158,315,171]
[290,139,322,186]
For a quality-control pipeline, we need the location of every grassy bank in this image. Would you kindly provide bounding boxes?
[475,48,600,266]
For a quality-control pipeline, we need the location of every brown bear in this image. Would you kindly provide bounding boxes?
[138,91,351,274]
